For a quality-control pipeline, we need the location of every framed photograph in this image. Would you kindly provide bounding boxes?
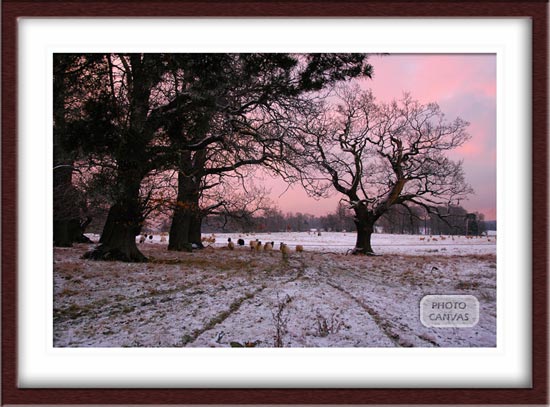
[2,1,547,405]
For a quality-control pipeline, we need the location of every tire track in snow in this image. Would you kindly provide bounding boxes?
[323,279,403,347]
[182,261,307,346]
[181,286,265,346]
[323,279,440,347]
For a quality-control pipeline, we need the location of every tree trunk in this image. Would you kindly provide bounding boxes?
[53,56,76,248]
[53,165,88,247]
[189,215,204,248]
[168,152,205,251]
[352,219,376,255]
[168,205,193,251]
[53,220,72,247]
[54,218,92,247]
[351,205,377,255]
[53,164,73,247]
[84,177,146,262]
[168,181,203,251]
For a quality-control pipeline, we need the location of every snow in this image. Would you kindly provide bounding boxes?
[127,231,496,256]
[207,232,497,256]
[54,233,496,348]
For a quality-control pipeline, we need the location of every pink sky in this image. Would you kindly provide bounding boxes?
[261,54,497,220]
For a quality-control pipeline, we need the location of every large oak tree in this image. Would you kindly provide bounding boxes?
[70,54,175,262]
[294,86,472,254]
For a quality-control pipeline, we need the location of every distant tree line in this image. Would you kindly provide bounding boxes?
[201,202,493,236]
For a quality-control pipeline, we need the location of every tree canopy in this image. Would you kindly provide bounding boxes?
[54,53,373,261]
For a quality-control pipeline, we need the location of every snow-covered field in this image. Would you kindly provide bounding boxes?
[203,231,496,256]
[54,232,496,348]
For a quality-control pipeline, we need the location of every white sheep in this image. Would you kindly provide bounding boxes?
[202,235,216,244]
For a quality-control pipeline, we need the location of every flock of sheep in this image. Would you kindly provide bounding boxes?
[138,232,168,244]
[201,234,304,254]
[202,235,305,259]
[419,235,494,242]
[226,237,304,256]
[138,233,305,258]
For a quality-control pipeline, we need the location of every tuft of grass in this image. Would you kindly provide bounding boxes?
[314,311,345,337]
[479,290,496,302]
[272,293,292,347]
[455,281,480,290]
[57,288,80,297]
[53,298,108,322]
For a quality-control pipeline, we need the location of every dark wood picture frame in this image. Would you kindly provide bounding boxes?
[2,0,547,404]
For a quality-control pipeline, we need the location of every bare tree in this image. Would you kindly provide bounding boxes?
[294,86,473,254]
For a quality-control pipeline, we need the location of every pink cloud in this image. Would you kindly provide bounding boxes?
[362,54,496,104]
[266,54,497,220]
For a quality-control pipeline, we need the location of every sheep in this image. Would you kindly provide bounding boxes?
[255,241,263,251]
[280,243,291,259]
[296,244,304,253]
[227,237,235,250]
[419,237,426,241]
[264,242,273,251]
[201,235,216,245]
[237,238,245,246]
[250,239,259,250]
